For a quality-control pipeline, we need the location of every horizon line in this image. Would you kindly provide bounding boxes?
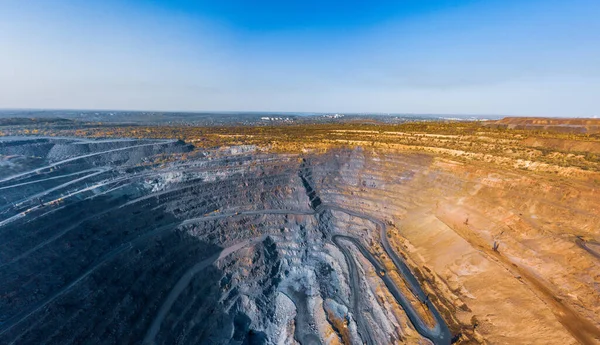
[2,107,592,119]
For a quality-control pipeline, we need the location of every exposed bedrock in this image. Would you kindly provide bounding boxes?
[1,138,597,344]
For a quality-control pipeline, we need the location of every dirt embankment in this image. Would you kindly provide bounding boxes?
[305,147,600,344]
[487,117,600,134]
[416,158,600,344]
[521,137,600,154]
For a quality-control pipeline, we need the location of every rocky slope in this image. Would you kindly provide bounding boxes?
[0,136,599,344]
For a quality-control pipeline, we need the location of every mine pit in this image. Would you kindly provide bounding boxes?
[1,133,599,345]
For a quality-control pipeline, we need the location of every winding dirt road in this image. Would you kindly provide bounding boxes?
[327,204,451,345]
[331,235,376,345]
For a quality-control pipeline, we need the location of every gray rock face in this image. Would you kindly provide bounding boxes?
[0,138,450,345]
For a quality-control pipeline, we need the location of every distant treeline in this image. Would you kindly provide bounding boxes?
[0,117,73,127]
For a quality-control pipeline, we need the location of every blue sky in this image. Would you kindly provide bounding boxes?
[1,0,599,116]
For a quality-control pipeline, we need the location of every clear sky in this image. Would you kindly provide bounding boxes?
[1,0,599,116]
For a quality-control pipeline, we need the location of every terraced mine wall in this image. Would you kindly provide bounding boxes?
[1,137,599,344]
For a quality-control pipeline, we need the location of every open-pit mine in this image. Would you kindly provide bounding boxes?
[1,118,600,345]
